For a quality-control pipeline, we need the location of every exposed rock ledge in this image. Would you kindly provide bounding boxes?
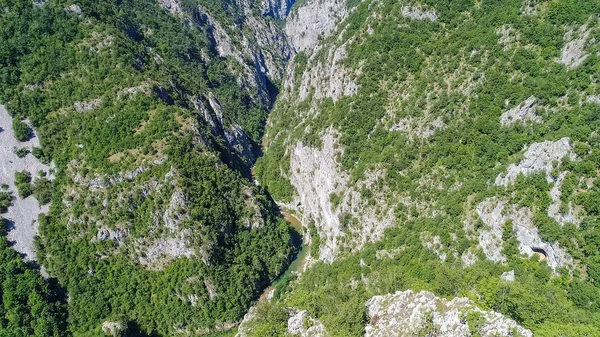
[237,306,328,337]
[285,0,348,52]
[289,129,395,263]
[401,5,438,21]
[500,96,541,126]
[365,290,532,337]
[495,137,575,186]
[287,310,328,337]
[0,105,53,261]
[547,171,580,226]
[293,42,359,103]
[556,22,592,69]
[475,197,573,272]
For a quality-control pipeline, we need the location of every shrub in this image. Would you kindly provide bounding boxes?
[12,119,31,142]
[14,171,32,198]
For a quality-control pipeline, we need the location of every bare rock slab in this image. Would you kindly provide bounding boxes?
[0,105,52,261]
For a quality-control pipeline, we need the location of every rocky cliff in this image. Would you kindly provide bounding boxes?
[2,0,600,336]
[255,0,600,335]
[262,0,600,274]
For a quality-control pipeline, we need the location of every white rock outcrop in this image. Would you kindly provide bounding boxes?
[138,231,196,268]
[137,185,196,268]
[237,307,328,337]
[236,305,260,337]
[0,105,53,261]
[495,137,575,186]
[157,0,182,15]
[101,321,124,336]
[500,96,541,126]
[64,4,82,15]
[285,0,348,52]
[289,129,395,262]
[287,310,328,337]
[476,198,508,263]
[365,290,532,337]
[294,42,358,103]
[547,171,580,226]
[501,270,515,282]
[475,198,573,272]
[496,25,519,51]
[420,232,447,261]
[401,5,438,21]
[557,23,591,69]
[290,130,347,262]
[587,95,600,104]
[461,248,478,267]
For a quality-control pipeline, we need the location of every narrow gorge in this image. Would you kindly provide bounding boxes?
[0,0,599,336]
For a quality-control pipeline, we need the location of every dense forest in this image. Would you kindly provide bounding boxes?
[0,0,295,335]
[0,218,69,337]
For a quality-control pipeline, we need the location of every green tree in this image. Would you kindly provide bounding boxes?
[12,119,31,142]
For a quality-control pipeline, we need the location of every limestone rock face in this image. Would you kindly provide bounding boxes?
[461,248,478,267]
[287,310,328,337]
[0,105,53,261]
[474,197,573,272]
[289,129,395,262]
[289,130,347,262]
[495,138,575,186]
[285,0,348,52]
[290,42,359,103]
[237,307,328,337]
[547,171,580,226]
[500,96,541,126]
[157,0,182,15]
[420,232,448,261]
[501,270,515,282]
[475,198,509,263]
[365,290,533,337]
[101,321,124,336]
[587,95,600,104]
[557,22,592,68]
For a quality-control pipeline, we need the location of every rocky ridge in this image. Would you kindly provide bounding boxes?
[500,96,541,126]
[365,290,533,337]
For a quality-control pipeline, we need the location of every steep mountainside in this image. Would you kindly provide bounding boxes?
[1,0,600,336]
[254,0,600,336]
[0,0,296,335]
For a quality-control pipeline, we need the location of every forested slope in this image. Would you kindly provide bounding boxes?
[0,218,69,337]
[253,0,600,335]
[2,0,600,336]
[0,0,296,335]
